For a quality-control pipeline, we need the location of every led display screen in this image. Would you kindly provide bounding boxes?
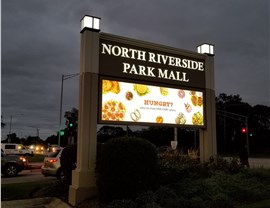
[100,79,205,127]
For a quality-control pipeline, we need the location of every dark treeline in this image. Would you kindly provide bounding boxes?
[2,93,270,156]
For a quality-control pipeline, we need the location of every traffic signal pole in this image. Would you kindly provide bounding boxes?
[217,110,249,154]
[58,73,79,146]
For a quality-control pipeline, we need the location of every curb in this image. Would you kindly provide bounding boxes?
[1,197,72,208]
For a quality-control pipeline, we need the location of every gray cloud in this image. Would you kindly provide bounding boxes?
[1,0,269,139]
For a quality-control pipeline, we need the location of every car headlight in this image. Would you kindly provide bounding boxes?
[19,157,27,162]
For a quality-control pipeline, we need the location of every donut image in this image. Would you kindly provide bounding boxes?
[178,90,185,98]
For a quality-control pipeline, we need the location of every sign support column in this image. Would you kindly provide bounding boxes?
[69,18,100,205]
[199,54,217,161]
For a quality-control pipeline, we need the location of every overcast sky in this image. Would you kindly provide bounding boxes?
[1,0,269,140]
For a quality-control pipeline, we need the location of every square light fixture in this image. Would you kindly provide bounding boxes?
[81,15,101,33]
[197,43,214,56]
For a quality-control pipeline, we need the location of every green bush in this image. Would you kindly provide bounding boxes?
[60,144,77,184]
[96,137,159,201]
[135,191,157,208]
[155,186,178,206]
[107,199,136,208]
[210,193,234,208]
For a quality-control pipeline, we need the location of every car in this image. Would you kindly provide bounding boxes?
[1,150,29,177]
[46,145,61,153]
[1,143,34,156]
[41,148,64,179]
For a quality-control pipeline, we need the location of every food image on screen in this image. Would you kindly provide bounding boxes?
[190,93,203,107]
[130,109,141,121]
[133,84,149,96]
[197,96,203,106]
[156,116,164,123]
[125,91,133,100]
[184,103,192,113]
[175,112,187,124]
[102,80,120,94]
[160,87,169,96]
[192,111,203,125]
[101,79,205,126]
[102,80,113,94]
[178,90,185,98]
[102,100,126,121]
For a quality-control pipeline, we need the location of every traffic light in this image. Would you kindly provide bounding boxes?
[241,127,247,133]
[59,129,65,136]
[69,122,73,128]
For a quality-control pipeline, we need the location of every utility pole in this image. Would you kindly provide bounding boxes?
[58,73,79,146]
[36,128,40,138]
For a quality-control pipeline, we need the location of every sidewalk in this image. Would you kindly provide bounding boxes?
[1,197,72,208]
[224,157,270,168]
[249,158,270,168]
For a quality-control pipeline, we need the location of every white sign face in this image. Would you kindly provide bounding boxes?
[100,79,205,127]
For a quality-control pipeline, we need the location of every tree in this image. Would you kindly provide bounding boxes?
[64,108,78,144]
[2,133,20,144]
[45,134,58,145]
[216,93,270,155]
[23,136,45,147]
[1,115,6,128]
[97,126,126,143]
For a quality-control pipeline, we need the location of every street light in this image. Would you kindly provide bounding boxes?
[58,73,79,146]
[80,15,101,32]
[197,43,214,56]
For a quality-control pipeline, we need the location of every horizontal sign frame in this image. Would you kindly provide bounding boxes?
[98,76,206,128]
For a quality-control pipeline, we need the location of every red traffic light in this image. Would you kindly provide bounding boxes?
[241,127,247,133]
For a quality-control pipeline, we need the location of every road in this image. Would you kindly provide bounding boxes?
[2,158,269,185]
[1,162,57,185]
[222,157,270,168]
[248,158,270,168]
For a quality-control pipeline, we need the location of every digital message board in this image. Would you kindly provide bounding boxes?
[99,79,205,127]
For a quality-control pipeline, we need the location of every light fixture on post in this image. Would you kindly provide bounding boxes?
[58,73,79,146]
[197,43,214,56]
[80,15,101,33]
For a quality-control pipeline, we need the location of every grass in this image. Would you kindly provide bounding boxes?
[238,199,270,208]
[1,180,55,201]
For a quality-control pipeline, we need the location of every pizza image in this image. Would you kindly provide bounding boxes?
[102,100,126,121]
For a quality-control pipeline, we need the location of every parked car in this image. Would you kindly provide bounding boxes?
[41,148,64,179]
[46,145,61,153]
[1,143,34,156]
[1,150,29,177]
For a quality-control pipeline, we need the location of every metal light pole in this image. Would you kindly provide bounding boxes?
[8,114,24,143]
[58,73,79,146]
